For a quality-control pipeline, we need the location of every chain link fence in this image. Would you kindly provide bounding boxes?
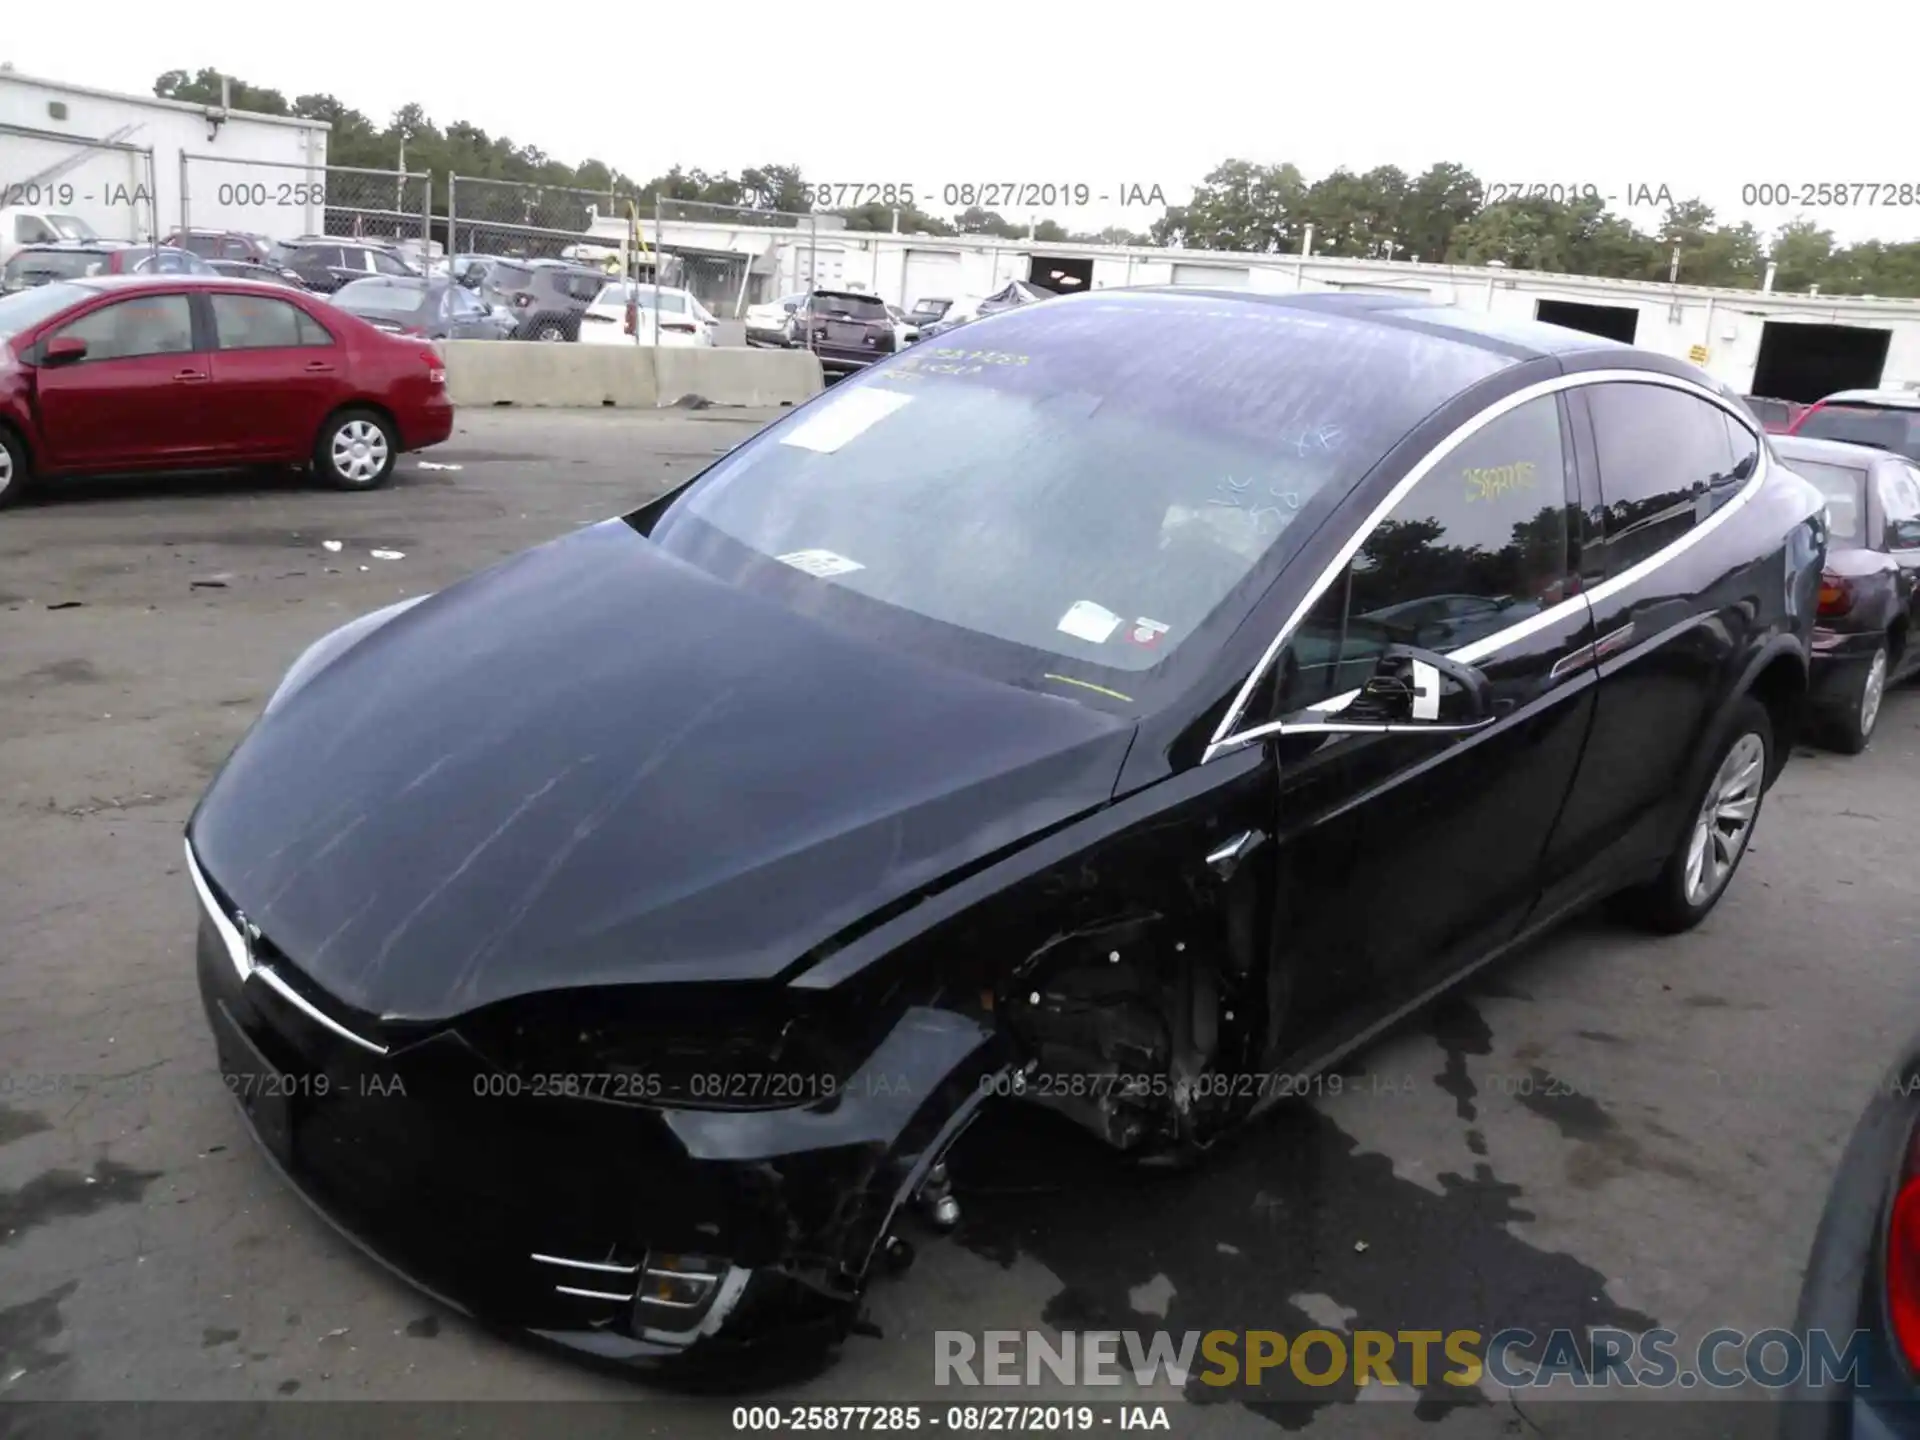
[446,175,640,271]
[653,198,823,328]
[178,153,431,253]
[0,122,159,244]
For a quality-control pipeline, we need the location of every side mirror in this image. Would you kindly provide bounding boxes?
[1279,645,1497,737]
[42,335,88,364]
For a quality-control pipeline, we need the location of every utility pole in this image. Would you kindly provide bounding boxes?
[1668,242,1681,285]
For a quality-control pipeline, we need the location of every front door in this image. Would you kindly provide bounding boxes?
[33,292,212,472]
[1252,388,1599,1051]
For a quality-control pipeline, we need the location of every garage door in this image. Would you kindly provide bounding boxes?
[904,250,965,309]
[1171,264,1250,287]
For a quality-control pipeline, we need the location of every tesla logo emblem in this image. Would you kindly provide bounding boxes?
[235,911,261,971]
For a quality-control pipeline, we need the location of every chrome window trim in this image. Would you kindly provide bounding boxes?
[1203,369,1768,763]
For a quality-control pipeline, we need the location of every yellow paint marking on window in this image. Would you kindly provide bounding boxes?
[1464,460,1539,502]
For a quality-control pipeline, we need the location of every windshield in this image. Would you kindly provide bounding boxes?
[1788,458,1867,540]
[334,278,430,312]
[646,296,1511,693]
[46,214,97,241]
[1797,403,1920,462]
[0,281,87,339]
[4,250,109,286]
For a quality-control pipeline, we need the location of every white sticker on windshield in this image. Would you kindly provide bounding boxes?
[778,387,913,454]
[777,548,865,578]
[1057,600,1122,645]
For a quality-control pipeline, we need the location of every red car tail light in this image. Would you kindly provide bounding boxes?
[512,293,534,308]
[1818,572,1855,618]
[419,348,446,387]
[1887,1122,1920,1371]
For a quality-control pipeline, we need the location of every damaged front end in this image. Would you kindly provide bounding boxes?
[193,892,1006,1374]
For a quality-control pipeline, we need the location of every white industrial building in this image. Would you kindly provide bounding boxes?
[0,67,329,243]
[614,212,1920,402]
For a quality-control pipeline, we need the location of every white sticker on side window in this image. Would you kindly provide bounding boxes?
[1410,659,1441,720]
[777,549,865,578]
[1057,600,1122,644]
[777,387,913,453]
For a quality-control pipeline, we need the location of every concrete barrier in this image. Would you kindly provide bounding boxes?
[440,342,823,410]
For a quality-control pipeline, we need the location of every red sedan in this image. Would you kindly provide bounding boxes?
[0,274,452,508]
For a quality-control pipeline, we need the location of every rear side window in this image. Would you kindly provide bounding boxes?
[1789,460,1867,541]
[1878,464,1920,549]
[1798,403,1920,462]
[488,263,533,290]
[814,292,888,321]
[211,293,326,349]
[1586,383,1744,577]
[1277,393,1574,713]
[179,234,220,257]
[561,272,604,301]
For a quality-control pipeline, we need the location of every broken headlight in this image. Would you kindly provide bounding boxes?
[456,982,901,1111]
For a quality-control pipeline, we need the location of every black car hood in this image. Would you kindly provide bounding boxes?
[189,522,1133,1022]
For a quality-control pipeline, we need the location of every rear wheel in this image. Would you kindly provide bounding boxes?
[1618,696,1771,934]
[312,408,397,491]
[0,428,29,510]
[1824,643,1888,755]
[534,319,569,343]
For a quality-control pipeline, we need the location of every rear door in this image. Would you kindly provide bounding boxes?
[1535,376,1762,915]
[31,292,213,471]
[203,291,347,459]
[1876,461,1920,678]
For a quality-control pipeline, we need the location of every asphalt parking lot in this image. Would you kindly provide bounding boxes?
[4,406,1920,1437]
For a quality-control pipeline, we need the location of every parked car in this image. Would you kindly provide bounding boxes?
[331,276,515,341]
[789,288,899,371]
[206,258,309,290]
[744,291,807,347]
[885,302,921,347]
[577,283,718,347]
[449,253,505,290]
[164,229,277,265]
[478,259,607,341]
[0,204,100,269]
[268,238,421,294]
[1790,388,1920,462]
[2,243,216,292]
[1773,433,1920,752]
[906,296,956,329]
[0,274,452,507]
[1741,394,1805,434]
[1781,1030,1920,1438]
[183,290,1822,1373]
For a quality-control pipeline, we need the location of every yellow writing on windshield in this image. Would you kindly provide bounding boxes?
[1464,461,1538,502]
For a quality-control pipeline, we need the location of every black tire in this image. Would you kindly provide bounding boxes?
[533,317,571,343]
[311,408,398,491]
[1822,642,1888,755]
[1617,695,1772,934]
[0,427,29,510]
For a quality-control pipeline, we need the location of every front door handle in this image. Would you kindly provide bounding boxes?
[173,369,208,383]
[303,361,335,373]
[1206,828,1267,881]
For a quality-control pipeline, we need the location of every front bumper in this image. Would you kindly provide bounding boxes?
[1810,626,1886,708]
[191,863,994,1371]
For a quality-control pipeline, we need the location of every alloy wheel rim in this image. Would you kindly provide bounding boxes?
[331,420,388,482]
[1861,649,1889,737]
[1683,732,1766,907]
[0,446,12,495]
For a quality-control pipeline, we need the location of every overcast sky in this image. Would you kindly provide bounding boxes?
[7,2,1920,245]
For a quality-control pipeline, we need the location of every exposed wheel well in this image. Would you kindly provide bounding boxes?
[1749,653,1808,782]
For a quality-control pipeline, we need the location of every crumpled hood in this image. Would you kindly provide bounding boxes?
[188,521,1131,1021]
